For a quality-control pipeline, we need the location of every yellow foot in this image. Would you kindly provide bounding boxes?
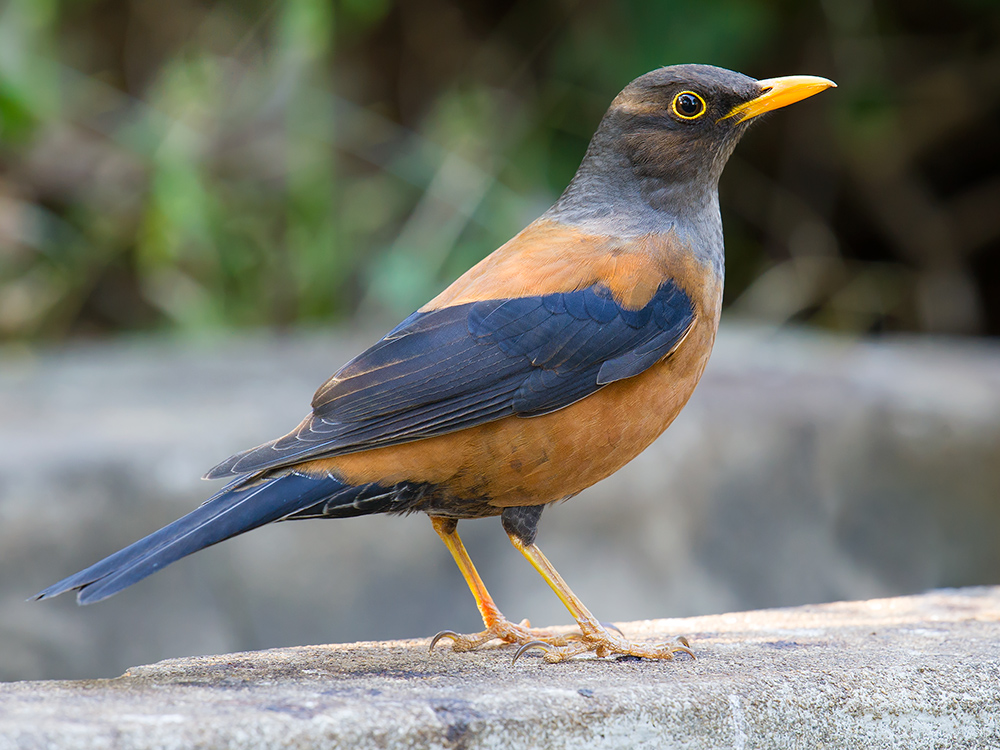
[512,628,694,664]
[429,617,578,653]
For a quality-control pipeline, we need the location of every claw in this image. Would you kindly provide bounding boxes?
[429,630,460,652]
[512,640,552,665]
[672,635,695,659]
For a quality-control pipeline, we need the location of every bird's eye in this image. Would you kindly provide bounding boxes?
[671,91,706,120]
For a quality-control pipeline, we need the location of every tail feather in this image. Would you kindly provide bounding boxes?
[32,472,383,605]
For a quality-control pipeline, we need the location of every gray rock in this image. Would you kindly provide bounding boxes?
[1,587,998,749]
[2,325,999,682]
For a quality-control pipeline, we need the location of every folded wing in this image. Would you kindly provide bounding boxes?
[206,281,695,479]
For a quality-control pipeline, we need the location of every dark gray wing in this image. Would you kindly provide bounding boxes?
[205,281,695,478]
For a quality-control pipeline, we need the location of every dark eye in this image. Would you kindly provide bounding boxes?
[672,91,706,120]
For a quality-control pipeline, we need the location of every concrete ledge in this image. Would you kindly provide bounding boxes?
[2,587,998,749]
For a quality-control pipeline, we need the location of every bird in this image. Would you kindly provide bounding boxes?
[34,64,835,662]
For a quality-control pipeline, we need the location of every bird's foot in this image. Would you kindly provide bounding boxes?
[512,626,693,664]
[429,616,576,653]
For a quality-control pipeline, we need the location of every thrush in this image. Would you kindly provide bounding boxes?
[35,64,835,662]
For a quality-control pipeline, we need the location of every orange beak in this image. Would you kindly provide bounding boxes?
[724,75,836,123]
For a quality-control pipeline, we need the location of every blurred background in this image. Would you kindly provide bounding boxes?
[1,0,999,682]
[1,0,998,341]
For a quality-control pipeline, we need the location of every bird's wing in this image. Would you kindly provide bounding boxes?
[205,281,695,478]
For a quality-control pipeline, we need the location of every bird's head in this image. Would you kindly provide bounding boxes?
[603,64,836,186]
[549,64,835,235]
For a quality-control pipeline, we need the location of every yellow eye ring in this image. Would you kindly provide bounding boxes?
[671,91,706,120]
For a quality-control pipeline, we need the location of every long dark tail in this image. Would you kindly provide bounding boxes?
[32,472,400,605]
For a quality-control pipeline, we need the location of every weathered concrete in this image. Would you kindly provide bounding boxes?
[2,325,1000,682]
[1,587,998,749]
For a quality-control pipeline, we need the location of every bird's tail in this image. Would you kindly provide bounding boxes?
[32,471,396,605]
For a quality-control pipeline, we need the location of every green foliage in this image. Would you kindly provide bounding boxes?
[0,0,997,340]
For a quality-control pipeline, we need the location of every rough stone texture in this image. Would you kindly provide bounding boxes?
[2,325,1000,682]
[1,588,998,749]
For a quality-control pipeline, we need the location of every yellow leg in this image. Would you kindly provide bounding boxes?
[509,535,605,638]
[510,534,694,663]
[430,517,503,631]
[428,517,571,652]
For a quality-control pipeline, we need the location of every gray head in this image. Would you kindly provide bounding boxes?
[549,64,835,233]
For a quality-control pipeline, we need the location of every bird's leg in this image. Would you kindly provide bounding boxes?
[428,516,572,652]
[508,535,694,663]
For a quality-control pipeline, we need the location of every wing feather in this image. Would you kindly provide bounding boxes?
[205,281,695,479]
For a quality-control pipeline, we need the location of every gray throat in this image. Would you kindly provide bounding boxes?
[543,142,726,281]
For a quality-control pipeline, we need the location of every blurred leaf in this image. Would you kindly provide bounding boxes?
[0,0,996,341]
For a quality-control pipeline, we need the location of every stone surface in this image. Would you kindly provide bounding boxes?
[1,587,998,749]
[2,325,1000,682]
